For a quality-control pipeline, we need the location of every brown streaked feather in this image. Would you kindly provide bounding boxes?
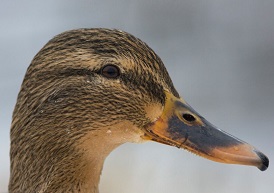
[9,28,178,192]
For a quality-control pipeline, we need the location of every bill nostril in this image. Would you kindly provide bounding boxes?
[182,113,196,122]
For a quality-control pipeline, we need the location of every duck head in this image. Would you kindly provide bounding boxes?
[10,29,268,192]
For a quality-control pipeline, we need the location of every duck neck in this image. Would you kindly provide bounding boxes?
[40,151,106,193]
[10,120,143,193]
[10,129,110,193]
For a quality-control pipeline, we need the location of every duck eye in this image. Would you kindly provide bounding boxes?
[101,64,120,78]
[182,113,196,122]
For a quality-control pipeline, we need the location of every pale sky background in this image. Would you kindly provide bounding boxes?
[1,0,274,193]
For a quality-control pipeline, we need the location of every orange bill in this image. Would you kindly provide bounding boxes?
[144,91,269,171]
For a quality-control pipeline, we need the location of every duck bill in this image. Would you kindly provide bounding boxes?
[144,91,269,171]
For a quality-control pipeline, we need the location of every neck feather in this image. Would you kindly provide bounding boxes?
[9,117,144,193]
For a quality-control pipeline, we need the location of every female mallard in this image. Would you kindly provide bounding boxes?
[9,28,268,193]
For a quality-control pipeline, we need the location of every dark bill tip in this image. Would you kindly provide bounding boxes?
[255,150,269,171]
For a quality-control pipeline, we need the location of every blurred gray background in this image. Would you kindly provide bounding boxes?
[1,0,273,192]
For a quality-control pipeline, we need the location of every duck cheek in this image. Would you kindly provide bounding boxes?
[144,102,164,123]
[142,91,269,171]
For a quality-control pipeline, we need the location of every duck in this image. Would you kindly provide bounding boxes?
[9,28,269,193]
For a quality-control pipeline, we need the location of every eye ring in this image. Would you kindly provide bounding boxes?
[100,64,120,78]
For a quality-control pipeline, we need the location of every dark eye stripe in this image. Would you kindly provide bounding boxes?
[57,68,93,77]
[101,64,120,78]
